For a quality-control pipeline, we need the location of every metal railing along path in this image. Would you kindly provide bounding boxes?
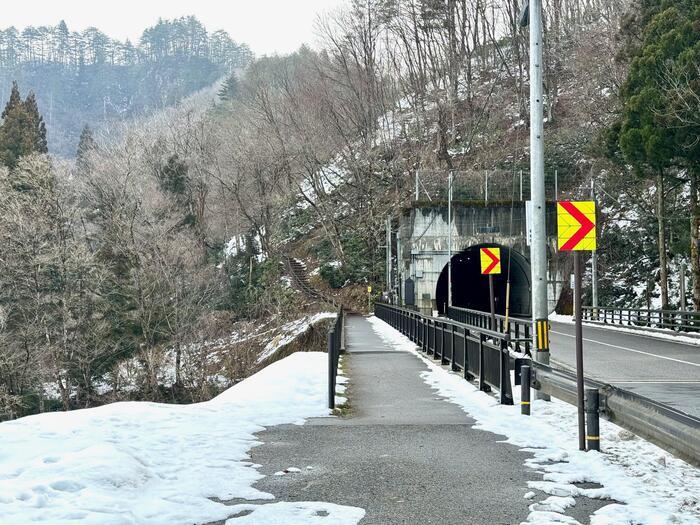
[582,306,700,334]
[376,302,700,465]
[376,303,515,405]
[447,306,532,354]
[328,308,345,410]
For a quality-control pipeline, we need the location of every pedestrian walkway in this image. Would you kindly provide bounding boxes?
[220,316,604,524]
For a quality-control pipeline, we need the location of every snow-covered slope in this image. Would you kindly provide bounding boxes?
[0,353,363,525]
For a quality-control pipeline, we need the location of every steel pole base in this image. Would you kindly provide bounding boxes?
[534,351,550,401]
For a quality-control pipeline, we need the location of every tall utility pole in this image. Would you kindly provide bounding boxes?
[386,217,392,301]
[448,171,453,309]
[591,180,599,316]
[528,0,550,366]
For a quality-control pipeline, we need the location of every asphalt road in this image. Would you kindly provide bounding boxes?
[212,316,608,525]
[549,321,700,418]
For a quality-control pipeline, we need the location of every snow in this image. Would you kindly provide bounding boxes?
[223,233,266,263]
[368,316,700,525]
[257,312,337,364]
[224,501,365,525]
[0,352,363,525]
[550,313,700,347]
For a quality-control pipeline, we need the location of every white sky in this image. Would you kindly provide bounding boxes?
[1,0,349,56]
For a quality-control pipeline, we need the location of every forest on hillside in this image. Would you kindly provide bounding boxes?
[0,0,698,418]
[0,17,253,156]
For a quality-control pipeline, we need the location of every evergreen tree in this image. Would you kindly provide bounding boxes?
[22,91,48,153]
[217,73,240,102]
[76,124,98,174]
[606,0,700,310]
[0,82,48,169]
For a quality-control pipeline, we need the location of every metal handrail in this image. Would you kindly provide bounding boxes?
[374,302,699,465]
[376,302,514,405]
[328,307,344,409]
[582,306,700,333]
[447,305,532,354]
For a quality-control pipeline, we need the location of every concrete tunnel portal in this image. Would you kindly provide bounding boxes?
[435,244,532,318]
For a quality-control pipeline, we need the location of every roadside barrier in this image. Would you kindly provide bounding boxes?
[328,307,345,410]
[377,302,700,465]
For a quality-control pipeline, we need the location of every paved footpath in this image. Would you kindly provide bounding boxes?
[215,316,606,524]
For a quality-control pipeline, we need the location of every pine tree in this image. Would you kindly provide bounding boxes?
[217,73,239,102]
[76,124,98,174]
[0,82,49,169]
[23,92,48,153]
[607,0,700,311]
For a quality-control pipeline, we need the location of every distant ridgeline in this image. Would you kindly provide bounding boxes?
[0,17,253,157]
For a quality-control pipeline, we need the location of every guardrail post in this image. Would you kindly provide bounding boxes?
[478,334,487,392]
[328,329,336,410]
[499,336,513,405]
[440,322,448,365]
[450,324,457,371]
[585,388,600,451]
[521,365,531,415]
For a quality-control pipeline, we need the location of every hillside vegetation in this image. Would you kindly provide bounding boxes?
[0,17,252,156]
[0,0,698,418]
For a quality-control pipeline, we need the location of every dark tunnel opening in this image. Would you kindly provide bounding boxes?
[435,244,531,317]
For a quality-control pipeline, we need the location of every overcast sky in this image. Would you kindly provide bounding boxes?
[2,0,348,56]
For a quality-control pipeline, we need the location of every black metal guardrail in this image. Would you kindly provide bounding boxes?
[376,303,515,405]
[448,306,532,354]
[582,306,700,334]
[377,302,700,465]
[328,308,345,409]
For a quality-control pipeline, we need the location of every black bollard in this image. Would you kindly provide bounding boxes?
[585,388,600,451]
[521,365,531,415]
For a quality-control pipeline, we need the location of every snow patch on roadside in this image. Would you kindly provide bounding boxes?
[368,316,700,525]
[225,501,365,524]
[0,352,364,525]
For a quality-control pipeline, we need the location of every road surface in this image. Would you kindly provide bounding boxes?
[549,321,700,418]
[209,316,607,525]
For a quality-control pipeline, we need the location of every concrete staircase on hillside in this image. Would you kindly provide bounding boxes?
[284,257,339,309]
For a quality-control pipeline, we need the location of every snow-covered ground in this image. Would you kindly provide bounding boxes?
[0,352,363,525]
[368,316,700,525]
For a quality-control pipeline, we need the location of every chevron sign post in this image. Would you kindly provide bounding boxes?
[557,200,597,452]
[480,247,501,330]
[480,247,501,275]
[557,201,596,251]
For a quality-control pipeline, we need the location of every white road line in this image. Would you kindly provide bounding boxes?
[550,330,700,367]
[612,381,700,384]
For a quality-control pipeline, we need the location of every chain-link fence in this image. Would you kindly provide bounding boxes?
[414,169,590,203]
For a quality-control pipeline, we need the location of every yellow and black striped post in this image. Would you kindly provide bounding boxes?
[535,319,550,352]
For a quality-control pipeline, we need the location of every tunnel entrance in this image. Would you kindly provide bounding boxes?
[435,244,531,317]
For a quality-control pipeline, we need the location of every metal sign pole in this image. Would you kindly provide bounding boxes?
[574,251,585,451]
[448,171,453,308]
[489,274,496,331]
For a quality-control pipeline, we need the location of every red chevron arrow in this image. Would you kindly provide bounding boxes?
[482,248,500,274]
[559,201,595,251]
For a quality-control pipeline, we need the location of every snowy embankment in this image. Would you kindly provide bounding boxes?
[368,317,700,525]
[0,353,363,525]
[257,312,338,364]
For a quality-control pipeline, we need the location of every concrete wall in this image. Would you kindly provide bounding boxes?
[397,202,563,315]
